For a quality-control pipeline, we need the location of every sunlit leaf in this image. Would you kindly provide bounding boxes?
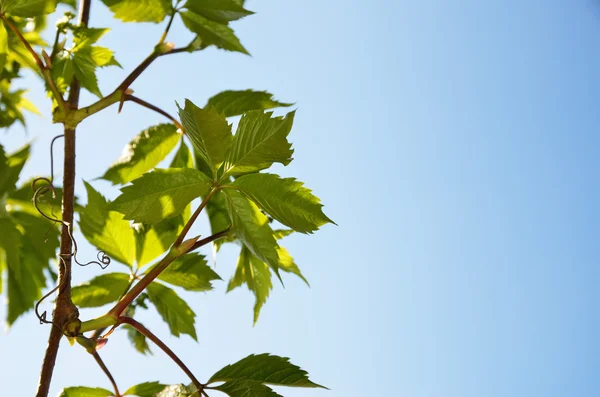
[124,381,168,397]
[57,386,113,397]
[1,0,57,17]
[101,0,171,23]
[183,0,253,23]
[71,273,131,308]
[180,10,248,54]
[224,111,294,176]
[156,253,221,291]
[110,168,212,224]
[207,90,291,118]
[102,124,180,184]
[147,282,197,340]
[214,380,281,397]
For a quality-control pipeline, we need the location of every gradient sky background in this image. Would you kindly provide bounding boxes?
[1,0,600,396]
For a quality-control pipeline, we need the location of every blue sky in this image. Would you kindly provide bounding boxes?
[1,0,600,396]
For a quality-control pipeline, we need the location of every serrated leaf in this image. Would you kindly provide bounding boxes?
[228,246,271,324]
[79,182,137,266]
[88,46,121,68]
[180,10,248,54]
[126,324,152,355]
[183,0,253,23]
[101,0,171,23]
[207,90,292,118]
[57,387,114,397]
[155,253,221,291]
[231,173,333,234]
[276,245,308,286]
[223,189,280,273]
[1,0,57,17]
[146,282,197,340]
[209,353,324,388]
[71,273,131,308]
[224,111,295,176]
[170,140,193,169]
[124,381,167,397]
[178,100,232,175]
[102,124,180,185]
[214,380,282,397]
[72,49,102,97]
[110,168,212,224]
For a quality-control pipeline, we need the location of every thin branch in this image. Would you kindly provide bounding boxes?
[92,351,121,397]
[125,95,184,130]
[36,1,92,396]
[90,274,136,340]
[187,227,231,253]
[118,317,203,394]
[174,189,217,247]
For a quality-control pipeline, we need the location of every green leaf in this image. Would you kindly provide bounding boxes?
[228,246,272,324]
[1,0,57,17]
[231,173,333,234]
[177,99,232,175]
[124,381,167,397]
[183,0,253,23]
[79,182,137,266]
[209,353,324,388]
[109,168,212,224]
[146,282,197,340]
[156,253,221,291]
[71,273,131,308]
[101,0,171,23]
[170,140,194,169]
[57,387,114,397]
[214,380,282,397]
[102,124,180,184]
[155,384,198,397]
[7,178,67,219]
[276,245,308,286]
[0,143,29,195]
[126,324,152,355]
[224,111,295,176]
[223,189,280,273]
[207,90,292,118]
[135,215,184,267]
[205,190,233,252]
[72,49,102,97]
[0,22,7,73]
[180,10,249,54]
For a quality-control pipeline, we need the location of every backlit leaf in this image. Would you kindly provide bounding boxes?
[180,10,248,54]
[214,380,281,397]
[156,253,221,291]
[207,90,291,118]
[124,381,168,397]
[57,387,113,397]
[102,124,180,184]
[147,282,197,340]
[1,0,57,17]
[224,111,294,176]
[101,0,171,23]
[183,0,253,23]
[110,168,212,224]
[71,273,131,308]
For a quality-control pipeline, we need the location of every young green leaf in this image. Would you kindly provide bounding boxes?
[228,246,272,324]
[177,99,232,175]
[124,381,168,397]
[207,90,292,118]
[209,353,325,388]
[276,245,308,286]
[101,0,171,23]
[1,0,57,17]
[155,253,221,291]
[57,387,114,397]
[102,124,180,184]
[183,0,254,23]
[214,380,282,397]
[79,182,137,266]
[146,282,197,340]
[224,111,295,176]
[126,324,152,355]
[205,189,233,252]
[231,173,333,234]
[71,273,131,308]
[180,10,249,54]
[155,384,198,397]
[223,189,280,273]
[109,168,212,224]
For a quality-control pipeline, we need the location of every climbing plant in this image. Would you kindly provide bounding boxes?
[0,1,333,396]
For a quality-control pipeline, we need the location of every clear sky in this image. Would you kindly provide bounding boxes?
[1,0,600,396]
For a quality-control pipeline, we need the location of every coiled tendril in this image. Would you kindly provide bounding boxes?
[33,134,112,326]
